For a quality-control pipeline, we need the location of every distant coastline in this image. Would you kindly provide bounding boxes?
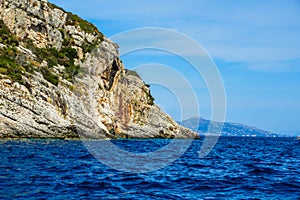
[179,117,280,137]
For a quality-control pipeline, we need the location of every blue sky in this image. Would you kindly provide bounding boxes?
[50,0,300,135]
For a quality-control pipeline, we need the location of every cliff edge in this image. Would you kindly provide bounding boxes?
[0,0,198,139]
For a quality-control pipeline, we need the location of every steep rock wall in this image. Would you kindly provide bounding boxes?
[0,0,198,139]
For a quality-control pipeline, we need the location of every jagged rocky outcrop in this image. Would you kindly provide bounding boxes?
[0,0,198,139]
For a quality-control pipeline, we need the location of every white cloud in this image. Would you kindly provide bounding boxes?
[50,0,300,72]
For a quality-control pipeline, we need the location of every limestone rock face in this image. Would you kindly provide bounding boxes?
[1,0,65,48]
[0,0,198,139]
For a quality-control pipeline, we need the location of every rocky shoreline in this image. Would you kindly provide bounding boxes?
[0,0,199,139]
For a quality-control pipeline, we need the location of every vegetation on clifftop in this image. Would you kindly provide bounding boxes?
[0,20,24,84]
[0,1,105,86]
[125,69,155,105]
[48,2,102,36]
[53,1,104,56]
[0,19,75,86]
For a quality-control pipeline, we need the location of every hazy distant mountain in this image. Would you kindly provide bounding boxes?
[180,117,278,137]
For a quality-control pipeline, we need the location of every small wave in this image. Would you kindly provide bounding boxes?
[1,138,299,199]
[249,167,278,175]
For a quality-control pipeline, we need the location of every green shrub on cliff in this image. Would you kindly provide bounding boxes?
[0,55,24,84]
[41,68,59,86]
[126,70,141,78]
[48,2,102,37]
[0,20,24,84]
[65,12,103,39]
[148,92,155,105]
[0,20,19,47]
[0,2,104,86]
[24,41,80,84]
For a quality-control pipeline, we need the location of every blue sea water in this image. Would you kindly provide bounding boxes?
[0,137,299,199]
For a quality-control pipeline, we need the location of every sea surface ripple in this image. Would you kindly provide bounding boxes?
[0,137,299,199]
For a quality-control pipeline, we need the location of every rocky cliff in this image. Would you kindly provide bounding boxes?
[0,0,198,139]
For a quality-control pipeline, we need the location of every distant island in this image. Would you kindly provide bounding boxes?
[180,117,279,137]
